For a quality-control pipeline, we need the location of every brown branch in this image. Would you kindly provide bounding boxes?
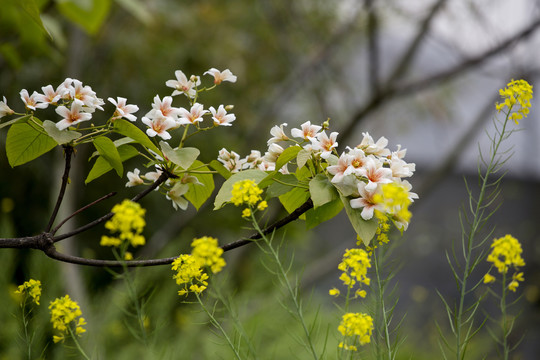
[51,192,117,235]
[40,198,314,267]
[338,16,540,146]
[221,198,313,251]
[45,146,74,232]
[385,0,448,84]
[52,171,171,242]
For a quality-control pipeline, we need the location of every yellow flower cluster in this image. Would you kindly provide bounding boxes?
[191,236,226,274]
[172,237,227,296]
[100,199,146,248]
[172,254,209,296]
[49,295,86,343]
[335,248,371,298]
[484,234,526,292]
[338,312,374,350]
[495,79,533,124]
[15,279,42,305]
[230,179,268,218]
[373,183,412,225]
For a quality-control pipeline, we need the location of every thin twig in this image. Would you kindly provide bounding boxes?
[45,146,74,232]
[51,192,117,235]
[52,171,171,242]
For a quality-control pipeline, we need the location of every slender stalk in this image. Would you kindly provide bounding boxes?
[252,215,319,360]
[373,249,393,360]
[454,111,511,360]
[45,146,73,232]
[195,293,242,360]
[500,272,509,360]
[67,326,90,360]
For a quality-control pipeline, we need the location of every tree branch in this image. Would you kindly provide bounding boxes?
[338,16,540,146]
[45,146,74,232]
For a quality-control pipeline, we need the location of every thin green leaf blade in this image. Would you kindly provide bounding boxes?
[113,118,160,154]
[93,136,123,177]
[85,144,138,184]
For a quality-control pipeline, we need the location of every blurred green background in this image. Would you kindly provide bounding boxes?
[1,0,540,358]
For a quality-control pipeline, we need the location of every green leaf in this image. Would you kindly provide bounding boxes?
[93,136,123,177]
[85,145,138,184]
[214,169,267,210]
[42,120,81,144]
[0,114,31,130]
[266,174,299,198]
[56,0,112,35]
[160,141,199,169]
[6,117,57,167]
[113,118,160,154]
[184,160,215,210]
[209,160,231,180]
[297,148,312,168]
[306,198,343,229]
[275,145,301,171]
[309,174,339,208]
[279,186,310,214]
[19,0,51,38]
[340,195,378,246]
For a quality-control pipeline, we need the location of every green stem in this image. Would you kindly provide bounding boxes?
[501,272,509,360]
[251,214,319,360]
[454,110,512,360]
[67,326,90,360]
[374,249,393,360]
[195,293,243,360]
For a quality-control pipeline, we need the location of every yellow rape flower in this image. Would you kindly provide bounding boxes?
[338,312,374,349]
[101,200,146,248]
[337,248,371,297]
[15,279,42,305]
[49,295,85,342]
[171,254,209,296]
[231,179,263,206]
[487,234,525,274]
[495,79,533,124]
[191,236,226,274]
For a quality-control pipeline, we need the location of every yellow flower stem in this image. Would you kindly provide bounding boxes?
[454,106,513,360]
[67,326,90,360]
[500,271,510,360]
[18,299,33,360]
[250,212,320,360]
[373,248,393,360]
[194,292,243,360]
[113,247,149,346]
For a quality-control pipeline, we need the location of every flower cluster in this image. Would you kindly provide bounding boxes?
[100,200,146,248]
[330,248,371,299]
[495,79,533,124]
[337,312,374,351]
[49,295,86,343]
[0,79,140,130]
[191,236,226,274]
[172,237,226,296]
[14,279,42,305]
[141,69,236,140]
[484,234,525,292]
[230,179,268,218]
[219,122,417,230]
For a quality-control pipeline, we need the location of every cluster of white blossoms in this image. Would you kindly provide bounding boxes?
[219,121,417,228]
[125,68,237,210]
[141,69,237,140]
[0,78,140,130]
